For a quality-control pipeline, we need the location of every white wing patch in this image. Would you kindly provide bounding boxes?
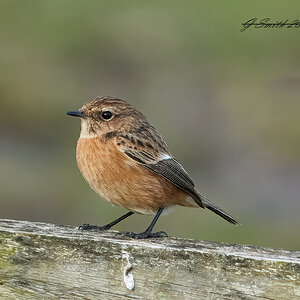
[160,153,172,160]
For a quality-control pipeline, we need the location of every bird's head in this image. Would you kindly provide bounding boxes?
[67,96,147,138]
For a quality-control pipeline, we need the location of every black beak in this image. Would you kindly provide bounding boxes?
[66,110,85,118]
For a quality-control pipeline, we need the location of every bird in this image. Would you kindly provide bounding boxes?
[67,96,238,238]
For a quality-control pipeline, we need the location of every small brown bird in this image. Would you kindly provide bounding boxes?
[67,96,238,238]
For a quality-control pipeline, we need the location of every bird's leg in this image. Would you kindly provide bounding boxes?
[79,211,134,231]
[122,208,167,239]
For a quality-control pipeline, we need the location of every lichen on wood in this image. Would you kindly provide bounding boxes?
[0,219,299,299]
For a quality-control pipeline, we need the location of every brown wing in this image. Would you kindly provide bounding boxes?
[116,134,239,223]
[116,133,204,208]
[143,158,204,208]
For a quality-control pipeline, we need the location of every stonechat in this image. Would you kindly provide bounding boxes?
[67,96,238,238]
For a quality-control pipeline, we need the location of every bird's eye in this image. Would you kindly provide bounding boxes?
[101,110,113,120]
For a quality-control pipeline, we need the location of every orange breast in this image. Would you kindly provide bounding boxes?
[76,137,191,214]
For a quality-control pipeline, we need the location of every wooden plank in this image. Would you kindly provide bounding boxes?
[0,219,299,299]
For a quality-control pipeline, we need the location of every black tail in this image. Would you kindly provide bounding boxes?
[198,193,239,225]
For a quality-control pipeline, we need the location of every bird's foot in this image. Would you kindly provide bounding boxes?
[78,223,111,231]
[120,230,168,239]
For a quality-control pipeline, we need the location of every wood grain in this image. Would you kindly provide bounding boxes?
[0,219,299,299]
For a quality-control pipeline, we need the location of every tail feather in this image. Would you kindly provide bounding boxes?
[197,193,239,225]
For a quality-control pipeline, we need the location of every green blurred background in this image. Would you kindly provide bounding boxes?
[1,1,299,250]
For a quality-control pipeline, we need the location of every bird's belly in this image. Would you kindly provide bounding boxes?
[76,138,190,214]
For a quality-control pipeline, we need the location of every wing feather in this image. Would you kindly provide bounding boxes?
[143,158,204,208]
[122,146,204,208]
[114,128,238,224]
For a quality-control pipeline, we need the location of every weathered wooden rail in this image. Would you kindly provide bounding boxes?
[0,219,299,299]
